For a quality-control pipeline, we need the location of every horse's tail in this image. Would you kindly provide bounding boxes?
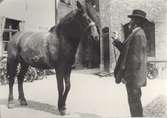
[8,32,23,57]
[8,32,27,66]
[7,32,23,79]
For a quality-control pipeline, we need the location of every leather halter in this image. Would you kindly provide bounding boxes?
[75,12,96,33]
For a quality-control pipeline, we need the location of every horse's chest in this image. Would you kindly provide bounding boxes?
[58,43,77,65]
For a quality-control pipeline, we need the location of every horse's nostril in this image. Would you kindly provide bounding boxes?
[90,35,93,40]
[91,35,99,41]
[95,36,99,40]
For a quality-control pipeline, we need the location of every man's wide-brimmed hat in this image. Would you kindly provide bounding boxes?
[128,9,148,21]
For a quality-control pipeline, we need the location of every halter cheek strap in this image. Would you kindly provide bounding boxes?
[88,22,96,27]
[84,21,96,32]
[75,12,96,34]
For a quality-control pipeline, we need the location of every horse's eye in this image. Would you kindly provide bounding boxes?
[87,19,92,23]
[84,16,90,23]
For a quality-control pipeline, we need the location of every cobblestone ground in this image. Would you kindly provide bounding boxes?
[144,95,167,117]
[0,69,167,118]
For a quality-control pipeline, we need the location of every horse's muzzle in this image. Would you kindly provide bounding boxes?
[90,35,99,41]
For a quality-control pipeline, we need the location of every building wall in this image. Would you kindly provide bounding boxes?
[99,0,167,63]
[0,0,55,31]
[58,0,85,19]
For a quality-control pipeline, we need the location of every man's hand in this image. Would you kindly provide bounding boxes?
[111,31,119,40]
[112,39,120,46]
[121,78,127,84]
[112,31,123,51]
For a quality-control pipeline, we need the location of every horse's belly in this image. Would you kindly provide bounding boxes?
[21,50,53,69]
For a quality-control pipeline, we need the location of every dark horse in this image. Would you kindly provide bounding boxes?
[7,1,99,115]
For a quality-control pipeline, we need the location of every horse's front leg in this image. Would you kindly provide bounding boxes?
[17,63,29,106]
[62,67,71,112]
[56,70,65,115]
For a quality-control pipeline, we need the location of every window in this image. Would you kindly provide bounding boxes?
[2,18,20,52]
[60,0,71,5]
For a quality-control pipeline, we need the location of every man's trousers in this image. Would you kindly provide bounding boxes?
[126,84,143,117]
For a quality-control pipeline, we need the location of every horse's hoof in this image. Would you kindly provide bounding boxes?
[59,108,70,115]
[20,100,28,106]
[8,101,15,108]
[19,99,28,106]
[59,109,66,115]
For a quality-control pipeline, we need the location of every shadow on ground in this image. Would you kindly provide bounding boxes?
[0,99,59,115]
[144,95,167,117]
[0,99,102,118]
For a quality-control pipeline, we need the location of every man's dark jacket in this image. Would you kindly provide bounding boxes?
[113,27,147,88]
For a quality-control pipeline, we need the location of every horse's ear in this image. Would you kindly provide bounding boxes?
[76,1,84,13]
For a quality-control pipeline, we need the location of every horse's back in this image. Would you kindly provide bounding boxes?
[8,31,59,69]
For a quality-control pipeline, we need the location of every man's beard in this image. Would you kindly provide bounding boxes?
[128,22,137,31]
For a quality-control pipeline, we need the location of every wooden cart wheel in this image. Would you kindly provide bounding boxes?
[0,65,7,85]
[147,67,158,79]
[24,67,37,82]
[36,69,45,80]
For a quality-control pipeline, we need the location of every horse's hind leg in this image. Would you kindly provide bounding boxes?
[7,59,18,108]
[56,69,65,115]
[17,62,29,106]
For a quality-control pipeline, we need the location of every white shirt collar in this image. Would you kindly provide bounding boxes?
[132,27,140,33]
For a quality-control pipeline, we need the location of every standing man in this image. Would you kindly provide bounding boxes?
[112,9,148,117]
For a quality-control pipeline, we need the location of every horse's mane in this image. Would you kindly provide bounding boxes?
[59,10,77,25]
[49,10,77,33]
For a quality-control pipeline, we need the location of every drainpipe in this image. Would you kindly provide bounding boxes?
[55,0,59,24]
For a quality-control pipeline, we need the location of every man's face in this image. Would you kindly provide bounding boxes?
[128,18,136,31]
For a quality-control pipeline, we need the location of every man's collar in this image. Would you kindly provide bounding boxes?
[123,27,141,44]
[132,26,141,33]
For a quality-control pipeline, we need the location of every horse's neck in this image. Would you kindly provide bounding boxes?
[56,21,82,46]
[53,12,85,54]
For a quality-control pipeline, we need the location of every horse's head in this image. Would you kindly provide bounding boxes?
[76,1,99,41]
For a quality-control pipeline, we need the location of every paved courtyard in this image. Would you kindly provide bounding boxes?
[0,69,167,118]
